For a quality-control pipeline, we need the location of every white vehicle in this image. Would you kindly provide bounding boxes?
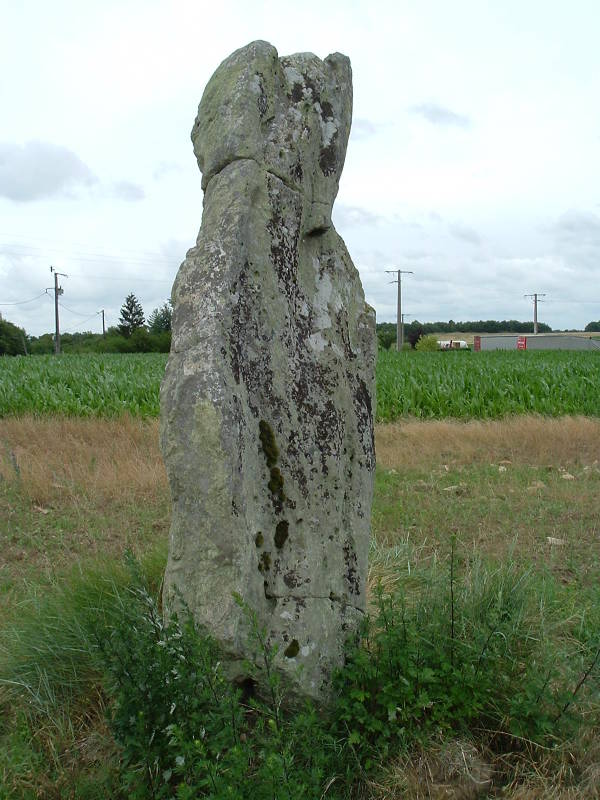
[437,339,469,350]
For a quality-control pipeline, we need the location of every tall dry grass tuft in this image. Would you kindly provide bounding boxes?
[0,415,167,506]
[376,415,600,471]
[368,736,600,799]
[367,739,493,799]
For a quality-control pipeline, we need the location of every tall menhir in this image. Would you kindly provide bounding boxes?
[160,40,376,699]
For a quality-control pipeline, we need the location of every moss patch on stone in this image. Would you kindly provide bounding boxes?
[268,466,284,496]
[259,419,279,467]
[274,520,289,549]
[258,551,271,573]
[284,639,300,658]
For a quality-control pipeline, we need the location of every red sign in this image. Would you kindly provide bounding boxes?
[517,336,527,350]
[473,336,481,352]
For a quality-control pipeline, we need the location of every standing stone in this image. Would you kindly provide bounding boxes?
[160,40,376,700]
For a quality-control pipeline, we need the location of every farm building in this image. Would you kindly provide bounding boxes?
[474,334,600,352]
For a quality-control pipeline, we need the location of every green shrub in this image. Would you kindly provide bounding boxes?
[98,578,345,799]
[414,334,440,352]
[333,548,599,766]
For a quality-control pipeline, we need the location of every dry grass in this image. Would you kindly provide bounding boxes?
[3,414,599,586]
[367,736,600,799]
[0,415,167,505]
[367,739,493,799]
[0,416,169,592]
[4,414,598,504]
[376,415,600,471]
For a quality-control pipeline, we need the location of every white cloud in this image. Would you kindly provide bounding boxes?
[350,118,378,140]
[449,223,482,246]
[0,141,96,202]
[410,103,471,128]
[333,204,383,229]
[153,161,184,180]
[110,181,146,201]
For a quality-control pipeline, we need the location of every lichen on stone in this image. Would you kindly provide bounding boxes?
[268,466,284,497]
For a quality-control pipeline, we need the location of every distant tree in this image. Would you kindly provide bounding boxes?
[406,321,424,349]
[28,333,54,354]
[585,321,600,332]
[376,322,396,350]
[118,293,145,338]
[0,315,27,355]
[147,300,172,334]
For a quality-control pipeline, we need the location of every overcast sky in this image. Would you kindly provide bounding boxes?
[1,0,599,336]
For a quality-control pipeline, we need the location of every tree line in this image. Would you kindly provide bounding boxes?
[0,294,172,355]
[376,319,554,350]
[2,302,599,356]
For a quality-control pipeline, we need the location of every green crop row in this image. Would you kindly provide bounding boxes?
[0,353,166,418]
[1,350,599,420]
[377,349,600,420]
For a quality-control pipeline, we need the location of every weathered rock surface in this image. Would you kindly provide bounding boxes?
[160,40,376,699]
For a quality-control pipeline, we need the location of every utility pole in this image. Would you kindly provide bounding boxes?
[49,266,67,354]
[100,309,106,338]
[524,293,546,335]
[385,269,414,350]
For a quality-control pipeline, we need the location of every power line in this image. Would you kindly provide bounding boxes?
[0,232,183,259]
[58,301,101,317]
[0,291,49,306]
[66,272,172,283]
[0,246,176,268]
[61,312,105,334]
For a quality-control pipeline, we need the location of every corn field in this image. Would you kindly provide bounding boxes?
[1,350,599,420]
[377,349,600,420]
[0,353,165,418]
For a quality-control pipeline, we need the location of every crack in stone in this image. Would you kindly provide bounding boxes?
[204,155,302,195]
[270,593,365,612]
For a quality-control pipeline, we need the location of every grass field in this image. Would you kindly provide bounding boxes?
[2,349,600,421]
[1,350,599,797]
[1,415,599,797]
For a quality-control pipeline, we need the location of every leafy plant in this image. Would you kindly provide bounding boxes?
[414,334,440,352]
[332,548,600,765]
[1,545,599,798]
[99,570,344,799]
